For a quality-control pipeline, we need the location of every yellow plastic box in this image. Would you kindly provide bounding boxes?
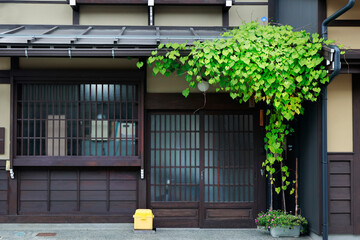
[133,209,154,230]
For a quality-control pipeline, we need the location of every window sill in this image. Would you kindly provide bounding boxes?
[13,156,141,167]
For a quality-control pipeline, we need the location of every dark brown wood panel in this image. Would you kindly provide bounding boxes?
[0,128,5,154]
[154,209,198,217]
[329,201,351,213]
[329,175,351,187]
[328,153,353,234]
[0,71,10,84]
[0,171,8,215]
[205,209,251,219]
[0,215,133,223]
[18,167,138,219]
[145,93,252,110]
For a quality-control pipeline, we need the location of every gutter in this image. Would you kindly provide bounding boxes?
[321,1,355,240]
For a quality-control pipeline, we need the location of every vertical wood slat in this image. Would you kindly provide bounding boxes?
[174,115,176,201]
[9,71,18,215]
[125,85,128,156]
[199,112,205,226]
[47,169,50,212]
[241,115,245,202]
[169,115,172,201]
[21,85,24,156]
[77,169,80,211]
[27,85,30,156]
[94,84,98,156]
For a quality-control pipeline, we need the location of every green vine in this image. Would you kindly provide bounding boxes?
[138,22,334,194]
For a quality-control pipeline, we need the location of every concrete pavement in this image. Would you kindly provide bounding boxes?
[0,223,313,240]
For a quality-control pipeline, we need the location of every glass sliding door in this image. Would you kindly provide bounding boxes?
[149,111,262,228]
[204,114,254,203]
[150,113,200,202]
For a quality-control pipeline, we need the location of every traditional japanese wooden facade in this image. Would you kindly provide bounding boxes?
[0,0,270,228]
[0,0,359,237]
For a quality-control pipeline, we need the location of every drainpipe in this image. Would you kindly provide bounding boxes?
[321,1,355,240]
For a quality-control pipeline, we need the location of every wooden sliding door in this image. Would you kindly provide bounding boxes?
[148,111,265,228]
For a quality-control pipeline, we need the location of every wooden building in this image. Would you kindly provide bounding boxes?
[0,0,269,228]
[0,0,358,238]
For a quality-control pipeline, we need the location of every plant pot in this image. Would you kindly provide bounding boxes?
[257,226,269,233]
[270,225,300,238]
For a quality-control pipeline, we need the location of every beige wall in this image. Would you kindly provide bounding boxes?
[0,58,10,71]
[328,27,360,49]
[0,85,10,160]
[147,66,190,93]
[0,4,72,25]
[20,58,138,69]
[327,74,353,152]
[327,0,360,19]
[80,6,148,26]
[229,6,268,26]
[327,0,360,49]
[147,66,218,93]
[155,6,222,26]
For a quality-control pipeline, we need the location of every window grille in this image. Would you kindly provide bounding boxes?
[16,83,139,158]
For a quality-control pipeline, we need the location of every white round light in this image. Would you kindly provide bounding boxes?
[197,81,209,92]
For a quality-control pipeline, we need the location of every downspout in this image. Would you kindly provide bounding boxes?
[321,1,355,240]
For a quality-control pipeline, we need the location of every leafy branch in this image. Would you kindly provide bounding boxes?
[138,22,333,195]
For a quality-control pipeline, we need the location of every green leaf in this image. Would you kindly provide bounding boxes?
[136,61,144,69]
[275,187,281,194]
[153,67,159,75]
[281,166,288,172]
[182,88,190,98]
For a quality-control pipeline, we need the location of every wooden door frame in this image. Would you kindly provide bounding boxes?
[352,75,360,235]
[145,107,267,228]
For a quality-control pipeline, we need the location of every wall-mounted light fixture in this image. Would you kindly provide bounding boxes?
[226,0,233,7]
[197,80,209,92]
[69,0,76,7]
[194,80,209,114]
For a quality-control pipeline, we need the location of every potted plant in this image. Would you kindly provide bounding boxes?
[255,210,308,238]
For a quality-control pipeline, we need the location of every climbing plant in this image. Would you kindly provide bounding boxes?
[137,22,334,194]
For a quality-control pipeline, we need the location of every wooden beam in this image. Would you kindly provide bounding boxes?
[328,20,360,27]
[268,0,276,23]
[318,0,326,34]
[222,6,230,27]
[233,2,267,5]
[73,8,79,25]
[144,93,253,110]
[75,0,226,5]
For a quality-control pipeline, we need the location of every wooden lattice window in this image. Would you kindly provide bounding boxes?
[16,83,139,158]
